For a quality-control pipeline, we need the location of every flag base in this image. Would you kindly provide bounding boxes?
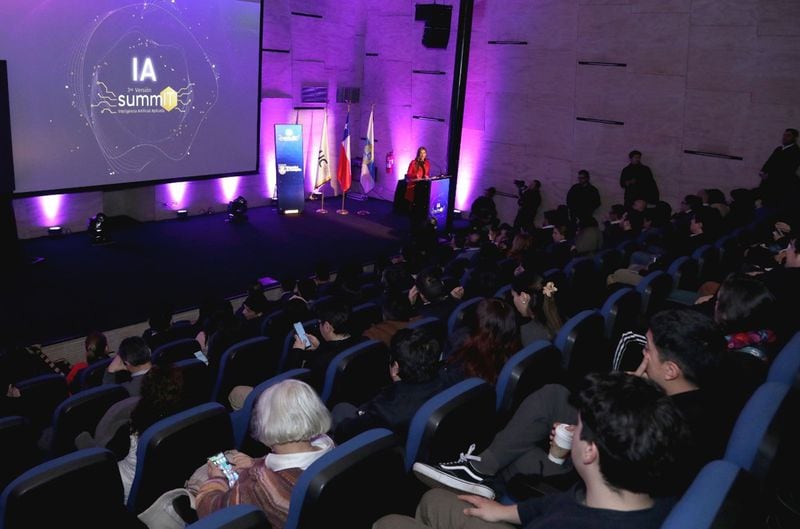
[316,208,329,214]
[336,209,349,215]
[356,209,370,216]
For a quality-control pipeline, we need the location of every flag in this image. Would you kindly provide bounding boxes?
[336,110,352,194]
[360,107,375,194]
[314,108,332,189]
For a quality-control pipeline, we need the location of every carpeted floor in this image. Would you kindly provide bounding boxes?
[5,197,411,347]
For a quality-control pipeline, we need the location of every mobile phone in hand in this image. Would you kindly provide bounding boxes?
[293,321,312,349]
[208,452,239,486]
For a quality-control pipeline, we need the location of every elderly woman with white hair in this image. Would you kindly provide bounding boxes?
[195,379,334,527]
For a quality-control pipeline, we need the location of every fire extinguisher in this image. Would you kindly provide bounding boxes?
[386,151,394,174]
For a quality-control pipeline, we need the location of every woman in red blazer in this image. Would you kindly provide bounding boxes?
[405,146,431,202]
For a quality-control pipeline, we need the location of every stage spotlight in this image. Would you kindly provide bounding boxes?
[176,209,188,219]
[88,212,111,245]
[47,226,63,237]
[227,196,248,223]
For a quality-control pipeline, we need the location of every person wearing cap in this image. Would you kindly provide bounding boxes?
[469,187,498,232]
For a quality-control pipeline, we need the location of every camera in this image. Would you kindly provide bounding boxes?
[513,179,526,189]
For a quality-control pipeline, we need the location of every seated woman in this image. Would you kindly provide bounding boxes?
[511,271,564,345]
[442,298,521,386]
[194,379,334,528]
[66,330,110,392]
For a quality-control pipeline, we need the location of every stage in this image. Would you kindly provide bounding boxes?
[4,197,410,348]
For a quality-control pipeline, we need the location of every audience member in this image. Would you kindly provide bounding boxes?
[566,170,601,222]
[381,372,686,529]
[363,290,417,346]
[103,336,153,397]
[332,327,448,442]
[619,150,659,206]
[759,127,800,210]
[66,330,110,391]
[194,379,334,528]
[511,272,564,345]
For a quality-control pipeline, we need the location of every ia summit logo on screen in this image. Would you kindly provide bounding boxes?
[92,57,192,114]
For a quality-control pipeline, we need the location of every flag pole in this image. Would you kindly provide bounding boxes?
[317,189,327,214]
[338,192,348,215]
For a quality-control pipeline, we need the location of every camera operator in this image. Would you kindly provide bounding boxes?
[514,179,542,234]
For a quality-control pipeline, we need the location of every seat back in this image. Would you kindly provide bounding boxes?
[321,340,391,407]
[447,297,482,336]
[16,373,69,432]
[495,341,562,425]
[286,429,409,529]
[278,319,319,372]
[666,256,699,291]
[49,384,129,457]
[724,382,797,483]
[0,417,40,492]
[186,505,269,529]
[0,448,142,529]
[211,337,274,406]
[493,283,512,301]
[554,310,608,381]
[351,302,383,335]
[636,271,672,317]
[660,460,763,529]
[152,338,202,365]
[407,317,447,348]
[599,287,642,343]
[767,332,800,388]
[172,358,213,408]
[692,244,720,283]
[594,248,623,283]
[565,257,602,313]
[231,368,312,451]
[127,403,233,514]
[76,358,113,392]
[405,378,496,471]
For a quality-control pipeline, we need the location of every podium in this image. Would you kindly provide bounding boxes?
[393,175,451,230]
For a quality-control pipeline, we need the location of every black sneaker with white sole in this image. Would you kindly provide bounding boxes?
[412,444,496,499]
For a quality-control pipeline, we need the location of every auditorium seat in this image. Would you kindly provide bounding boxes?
[320,339,391,408]
[16,373,68,432]
[666,255,699,292]
[447,297,482,336]
[0,416,40,492]
[564,257,602,313]
[724,382,797,483]
[405,378,495,471]
[692,244,720,284]
[285,428,411,529]
[76,357,113,392]
[493,283,512,301]
[0,447,146,529]
[767,331,800,388]
[152,338,202,365]
[277,319,318,372]
[210,337,274,407]
[172,358,213,408]
[351,302,383,335]
[594,248,623,284]
[599,287,642,345]
[660,460,763,529]
[187,505,270,529]
[127,402,233,514]
[231,369,311,455]
[47,383,129,457]
[495,340,562,426]
[553,310,608,383]
[635,270,672,317]
[406,317,447,348]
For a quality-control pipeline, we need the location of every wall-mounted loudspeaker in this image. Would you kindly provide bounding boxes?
[415,4,452,49]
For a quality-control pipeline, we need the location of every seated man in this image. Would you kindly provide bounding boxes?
[331,327,448,442]
[375,372,686,529]
[102,336,152,397]
[283,297,362,391]
[413,309,726,499]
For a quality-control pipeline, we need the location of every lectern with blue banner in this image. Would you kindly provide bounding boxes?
[274,124,304,214]
[395,175,451,231]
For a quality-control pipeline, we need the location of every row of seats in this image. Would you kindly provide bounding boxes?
[4,329,799,528]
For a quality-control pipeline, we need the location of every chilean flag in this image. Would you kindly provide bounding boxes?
[336,111,352,193]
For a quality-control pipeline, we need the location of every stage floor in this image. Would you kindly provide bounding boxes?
[5,197,409,347]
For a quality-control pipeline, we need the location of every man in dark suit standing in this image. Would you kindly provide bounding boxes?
[759,128,800,211]
[620,150,659,206]
[566,170,601,222]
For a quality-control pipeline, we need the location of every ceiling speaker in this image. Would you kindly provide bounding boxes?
[415,4,452,49]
